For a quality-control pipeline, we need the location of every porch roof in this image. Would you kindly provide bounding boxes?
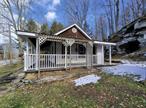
[16,31,37,38]
[16,31,116,46]
[16,31,91,43]
[93,41,116,46]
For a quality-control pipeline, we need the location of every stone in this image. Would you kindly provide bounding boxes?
[21,79,33,84]
[17,73,25,79]
[15,82,25,88]
[13,78,21,84]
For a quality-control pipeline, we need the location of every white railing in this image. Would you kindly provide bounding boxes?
[24,53,36,71]
[40,54,65,70]
[24,54,87,71]
[67,55,86,67]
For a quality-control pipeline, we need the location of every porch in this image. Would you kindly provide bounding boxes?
[17,29,116,72]
[24,41,114,71]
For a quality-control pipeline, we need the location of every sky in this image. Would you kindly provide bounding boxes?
[26,0,103,29]
[0,0,105,39]
[27,0,68,26]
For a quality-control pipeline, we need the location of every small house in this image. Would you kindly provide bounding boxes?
[17,24,116,72]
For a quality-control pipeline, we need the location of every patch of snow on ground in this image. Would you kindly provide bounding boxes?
[74,74,101,86]
[121,60,146,68]
[102,64,146,81]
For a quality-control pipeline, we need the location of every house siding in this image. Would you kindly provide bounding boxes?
[57,26,90,40]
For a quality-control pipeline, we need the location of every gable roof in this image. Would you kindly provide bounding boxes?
[54,24,92,40]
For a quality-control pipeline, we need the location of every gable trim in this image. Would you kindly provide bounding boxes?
[54,24,92,40]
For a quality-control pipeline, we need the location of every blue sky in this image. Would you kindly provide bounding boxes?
[27,0,103,28]
[27,0,68,26]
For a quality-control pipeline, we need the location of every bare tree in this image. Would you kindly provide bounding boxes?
[114,0,119,32]
[0,0,32,30]
[102,0,117,35]
[121,0,126,26]
[95,16,107,41]
[64,0,90,32]
[0,0,33,62]
[128,0,144,20]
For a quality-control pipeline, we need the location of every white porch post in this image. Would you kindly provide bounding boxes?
[38,37,40,78]
[63,41,68,69]
[86,43,88,67]
[63,39,75,70]
[96,45,98,65]
[109,45,112,65]
[86,41,93,69]
[69,45,71,70]
[102,45,104,65]
[36,38,38,70]
[24,52,27,71]
[65,45,67,68]
[91,44,93,69]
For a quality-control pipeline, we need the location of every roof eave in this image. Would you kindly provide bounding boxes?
[54,23,92,40]
[16,31,37,38]
[93,41,116,46]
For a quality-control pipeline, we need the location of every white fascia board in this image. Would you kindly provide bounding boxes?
[54,24,74,35]
[93,41,116,46]
[16,31,36,37]
[54,24,92,40]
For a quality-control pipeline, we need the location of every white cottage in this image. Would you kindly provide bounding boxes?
[16,24,116,72]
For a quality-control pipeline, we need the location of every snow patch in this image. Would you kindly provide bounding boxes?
[74,74,101,86]
[121,60,146,68]
[102,64,146,81]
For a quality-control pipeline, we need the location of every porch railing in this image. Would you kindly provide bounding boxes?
[24,54,89,71]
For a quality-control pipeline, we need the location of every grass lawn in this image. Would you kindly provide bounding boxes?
[0,70,146,108]
[0,62,23,77]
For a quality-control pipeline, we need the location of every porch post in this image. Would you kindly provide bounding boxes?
[102,45,104,65]
[109,45,112,65]
[38,37,40,78]
[24,52,27,71]
[87,41,93,69]
[36,38,38,70]
[69,45,71,71]
[86,43,88,67]
[91,44,93,69]
[65,45,67,68]
[36,36,40,79]
[96,45,98,65]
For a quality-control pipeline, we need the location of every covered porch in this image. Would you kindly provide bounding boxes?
[21,34,116,71]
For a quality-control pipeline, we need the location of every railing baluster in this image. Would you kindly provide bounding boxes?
[51,55,52,68]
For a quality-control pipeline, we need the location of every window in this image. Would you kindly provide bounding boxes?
[62,44,65,54]
[93,45,96,55]
[78,45,86,54]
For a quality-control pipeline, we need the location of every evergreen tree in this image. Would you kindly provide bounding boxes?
[50,21,64,35]
[40,23,49,34]
[26,19,37,32]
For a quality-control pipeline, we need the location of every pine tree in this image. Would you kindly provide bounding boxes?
[40,23,49,34]
[50,21,64,35]
[26,19,37,32]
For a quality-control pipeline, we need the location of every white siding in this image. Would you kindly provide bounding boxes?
[96,44,104,65]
